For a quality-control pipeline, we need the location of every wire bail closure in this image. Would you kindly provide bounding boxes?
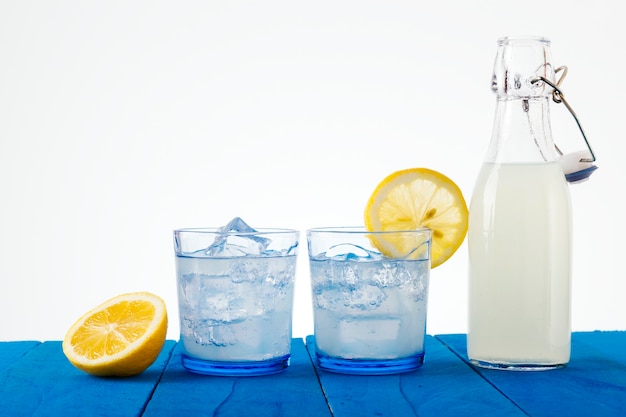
[531,66,598,183]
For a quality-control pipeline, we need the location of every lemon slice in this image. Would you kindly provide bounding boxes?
[364,168,468,268]
[62,292,168,377]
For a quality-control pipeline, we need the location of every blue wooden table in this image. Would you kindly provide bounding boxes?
[1,332,625,416]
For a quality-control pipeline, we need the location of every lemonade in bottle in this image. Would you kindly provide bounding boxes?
[468,36,572,370]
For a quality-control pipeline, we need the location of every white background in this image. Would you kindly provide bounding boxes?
[1,0,624,342]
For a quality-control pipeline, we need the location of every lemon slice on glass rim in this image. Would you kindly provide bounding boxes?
[364,168,469,268]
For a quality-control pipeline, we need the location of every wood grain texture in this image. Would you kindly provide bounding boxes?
[1,333,624,416]
[437,331,626,417]
[305,335,527,416]
[0,340,176,417]
[143,338,331,417]
[0,341,40,372]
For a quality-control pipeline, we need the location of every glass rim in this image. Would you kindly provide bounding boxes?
[174,227,299,236]
[306,226,431,235]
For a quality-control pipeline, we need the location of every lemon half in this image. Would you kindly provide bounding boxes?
[62,292,168,377]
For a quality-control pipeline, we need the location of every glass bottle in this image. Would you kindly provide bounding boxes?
[467,36,572,370]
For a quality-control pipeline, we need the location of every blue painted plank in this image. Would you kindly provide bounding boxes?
[143,338,331,417]
[305,335,525,417]
[436,332,626,417]
[0,340,176,417]
[0,341,40,372]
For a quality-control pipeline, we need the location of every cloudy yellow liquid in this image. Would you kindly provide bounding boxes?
[468,162,572,369]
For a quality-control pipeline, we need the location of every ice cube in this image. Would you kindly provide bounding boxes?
[219,217,256,234]
[373,263,404,288]
[205,217,271,257]
[179,273,202,308]
[183,317,238,347]
[345,284,387,310]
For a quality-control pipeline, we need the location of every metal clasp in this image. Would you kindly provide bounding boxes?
[531,66,596,163]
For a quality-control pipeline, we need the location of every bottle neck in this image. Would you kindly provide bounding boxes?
[485,36,559,164]
[485,94,557,165]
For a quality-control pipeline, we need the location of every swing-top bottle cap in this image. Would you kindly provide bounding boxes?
[558,150,598,183]
[531,66,598,184]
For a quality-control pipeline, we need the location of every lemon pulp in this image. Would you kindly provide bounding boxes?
[364,167,468,268]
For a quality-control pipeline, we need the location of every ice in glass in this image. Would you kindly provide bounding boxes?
[174,218,299,376]
[307,227,431,375]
